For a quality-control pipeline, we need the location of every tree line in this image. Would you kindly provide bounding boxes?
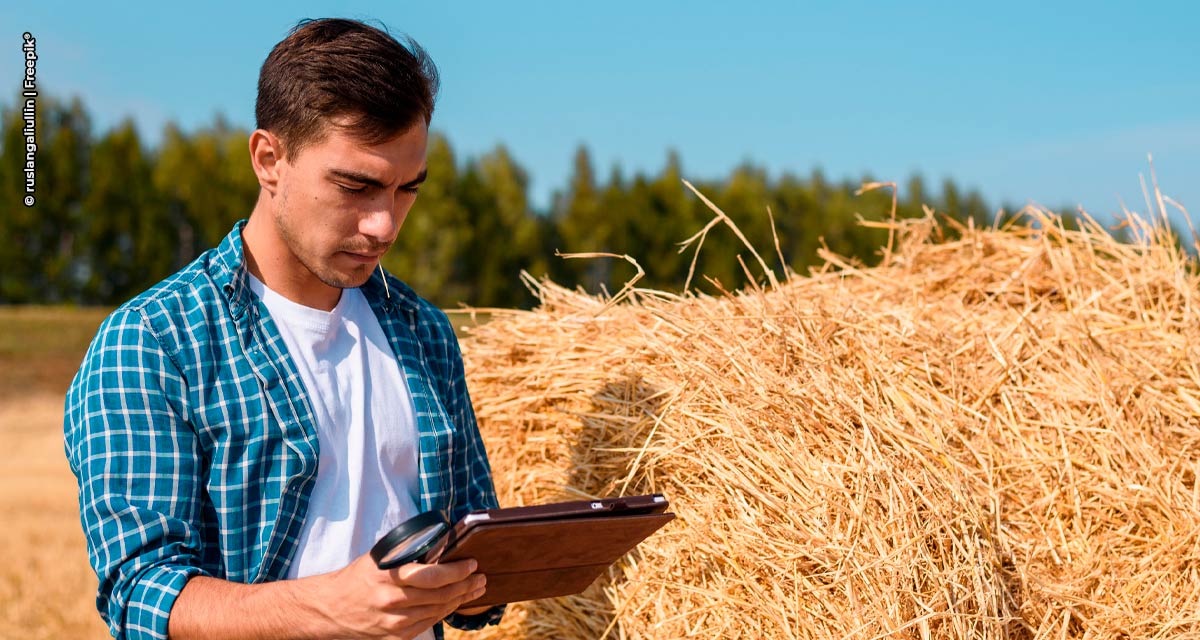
[2,92,1064,309]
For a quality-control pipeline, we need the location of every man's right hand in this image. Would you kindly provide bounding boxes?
[168,551,486,640]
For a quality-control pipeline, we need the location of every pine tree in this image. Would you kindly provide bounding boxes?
[555,145,607,290]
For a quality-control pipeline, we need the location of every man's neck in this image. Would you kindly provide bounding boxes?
[242,205,342,312]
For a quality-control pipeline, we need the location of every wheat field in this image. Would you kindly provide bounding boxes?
[0,393,110,639]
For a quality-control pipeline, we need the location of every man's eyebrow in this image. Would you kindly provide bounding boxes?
[326,167,428,189]
[401,168,428,189]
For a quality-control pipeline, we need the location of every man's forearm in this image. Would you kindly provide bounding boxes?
[166,554,485,639]
[168,575,333,640]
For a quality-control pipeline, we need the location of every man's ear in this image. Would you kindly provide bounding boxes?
[249,129,284,196]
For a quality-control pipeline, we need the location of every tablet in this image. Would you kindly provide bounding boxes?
[428,494,674,608]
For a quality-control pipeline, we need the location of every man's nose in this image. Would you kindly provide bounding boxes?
[360,205,399,243]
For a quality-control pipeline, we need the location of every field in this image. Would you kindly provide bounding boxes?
[0,306,487,639]
[0,306,111,639]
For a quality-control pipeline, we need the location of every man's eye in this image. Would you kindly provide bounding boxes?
[337,183,366,194]
[402,186,421,194]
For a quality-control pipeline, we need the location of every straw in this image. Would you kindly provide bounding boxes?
[446,186,1200,639]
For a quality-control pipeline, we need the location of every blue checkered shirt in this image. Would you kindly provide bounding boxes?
[63,221,505,639]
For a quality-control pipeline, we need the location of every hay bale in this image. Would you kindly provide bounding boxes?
[447,204,1200,639]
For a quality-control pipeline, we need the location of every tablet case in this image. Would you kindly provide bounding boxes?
[430,495,675,608]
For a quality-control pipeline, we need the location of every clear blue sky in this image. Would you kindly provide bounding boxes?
[4,1,1198,227]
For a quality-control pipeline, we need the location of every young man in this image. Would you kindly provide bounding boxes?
[63,18,503,640]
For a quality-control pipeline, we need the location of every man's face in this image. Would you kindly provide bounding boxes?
[272,119,428,291]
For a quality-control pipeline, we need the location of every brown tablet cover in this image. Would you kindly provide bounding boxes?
[430,495,675,608]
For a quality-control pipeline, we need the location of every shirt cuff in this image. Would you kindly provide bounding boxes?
[444,603,506,631]
[112,564,210,640]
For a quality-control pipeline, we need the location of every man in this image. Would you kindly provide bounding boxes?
[63,18,503,640]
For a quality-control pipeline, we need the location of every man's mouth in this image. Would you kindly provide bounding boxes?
[341,250,385,264]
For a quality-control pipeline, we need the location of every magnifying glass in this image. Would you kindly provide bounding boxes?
[370,510,453,569]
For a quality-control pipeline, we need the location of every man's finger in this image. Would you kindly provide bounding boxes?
[389,558,478,589]
[384,574,485,609]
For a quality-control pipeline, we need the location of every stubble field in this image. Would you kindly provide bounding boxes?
[0,306,112,639]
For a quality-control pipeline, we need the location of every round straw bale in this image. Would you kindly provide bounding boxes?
[448,206,1200,639]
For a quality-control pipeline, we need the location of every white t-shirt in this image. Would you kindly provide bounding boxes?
[247,275,432,638]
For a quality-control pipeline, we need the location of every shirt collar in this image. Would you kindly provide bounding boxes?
[212,219,422,320]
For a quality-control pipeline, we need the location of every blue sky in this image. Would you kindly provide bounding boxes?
[4,1,1198,227]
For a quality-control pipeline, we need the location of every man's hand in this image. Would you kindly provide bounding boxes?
[169,550,486,640]
[315,552,487,638]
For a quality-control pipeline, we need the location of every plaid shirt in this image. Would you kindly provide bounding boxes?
[63,221,504,640]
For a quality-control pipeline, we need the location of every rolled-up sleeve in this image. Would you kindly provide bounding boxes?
[64,307,210,640]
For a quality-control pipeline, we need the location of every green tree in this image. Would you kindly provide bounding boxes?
[768,171,819,276]
[627,150,698,289]
[903,173,928,220]
[455,144,543,307]
[707,161,773,288]
[554,145,608,290]
[382,131,473,306]
[154,116,258,269]
[940,177,962,220]
[963,188,989,227]
[0,94,91,302]
[78,118,171,303]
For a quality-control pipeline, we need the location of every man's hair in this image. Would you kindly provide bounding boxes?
[255,18,440,161]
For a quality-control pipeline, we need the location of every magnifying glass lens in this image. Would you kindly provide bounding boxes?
[371,510,454,569]
[379,521,447,565]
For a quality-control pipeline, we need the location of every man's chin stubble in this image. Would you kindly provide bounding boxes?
[314,264,374,290]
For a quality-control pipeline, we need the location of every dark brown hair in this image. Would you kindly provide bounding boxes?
[255,18,440,160]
